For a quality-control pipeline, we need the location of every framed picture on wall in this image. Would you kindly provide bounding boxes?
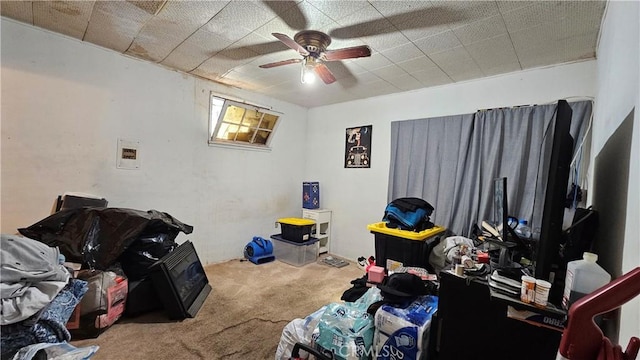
[345,125,372,168]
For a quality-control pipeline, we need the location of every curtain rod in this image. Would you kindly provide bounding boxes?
[477,97,594,113]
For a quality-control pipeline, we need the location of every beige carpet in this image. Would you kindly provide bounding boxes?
[71,256,363,359]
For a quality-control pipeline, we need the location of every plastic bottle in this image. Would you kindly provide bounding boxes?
[562,252,611,310]
[514,220,532,239]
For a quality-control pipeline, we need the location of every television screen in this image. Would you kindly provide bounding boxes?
[534,100,574,305]
[151,240,211,320]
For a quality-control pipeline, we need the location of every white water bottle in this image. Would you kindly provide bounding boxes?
[562,252,611,310]
[514,220,532,239]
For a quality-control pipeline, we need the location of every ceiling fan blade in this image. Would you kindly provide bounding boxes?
[259,58,302,68]
[323,45,371,61]
[314,63,336,84]
[272,33,309,56]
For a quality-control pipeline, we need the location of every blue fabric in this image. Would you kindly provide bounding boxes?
[1,279,88,360]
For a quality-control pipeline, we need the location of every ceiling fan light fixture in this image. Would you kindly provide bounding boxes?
[300,57,316,84]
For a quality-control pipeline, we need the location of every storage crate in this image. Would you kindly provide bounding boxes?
[303,182,320,209]
[368,222,446,272]
[277,217,315,243]
[271,234,318,267]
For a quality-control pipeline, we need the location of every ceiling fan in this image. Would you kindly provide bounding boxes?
[258,30,371,85]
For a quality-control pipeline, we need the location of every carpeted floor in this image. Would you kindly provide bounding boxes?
[71,255,364,359]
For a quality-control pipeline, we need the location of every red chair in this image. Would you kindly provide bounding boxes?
[558,267,640,360]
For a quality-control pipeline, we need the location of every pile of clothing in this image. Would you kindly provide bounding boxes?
[1,234,98,360]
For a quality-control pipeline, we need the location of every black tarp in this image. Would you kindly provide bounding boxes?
[18,208,193,272]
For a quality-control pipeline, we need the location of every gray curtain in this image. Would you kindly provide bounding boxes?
[388,101,592,237]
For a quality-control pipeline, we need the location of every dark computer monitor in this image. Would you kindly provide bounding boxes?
[493,177,509,241]
[534,100,574,304]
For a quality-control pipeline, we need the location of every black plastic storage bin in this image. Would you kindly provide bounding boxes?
[277,218,315,243]
[368,222,446,272]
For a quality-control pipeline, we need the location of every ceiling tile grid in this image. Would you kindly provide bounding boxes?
[429,46,484,82]
[409,66,454,88]
[380,43,425,64]
[0,0,607,108]
[125,1,228,62]
[465,33,521,76]
[83,1,153,53]
[452,14,508,45]
[413,30,463,55]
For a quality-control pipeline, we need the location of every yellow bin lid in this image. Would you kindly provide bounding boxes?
[277,217,315,226]
[367,222,446,241]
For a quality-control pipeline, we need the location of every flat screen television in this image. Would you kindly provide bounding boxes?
[534,99,574,305]
[150,240,211,320]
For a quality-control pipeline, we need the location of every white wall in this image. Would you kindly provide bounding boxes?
[306,60,597,261]
[0,19,309,265]
[592,0,640,346]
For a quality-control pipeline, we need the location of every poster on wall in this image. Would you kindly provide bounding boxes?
[345,125,372,168]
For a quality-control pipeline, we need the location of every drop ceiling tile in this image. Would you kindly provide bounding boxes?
[279,1,336,31]
[517,31,599,69]
[380,43,424,63]
[465,34,521,75]
[369,1,434,18]
[84,1,153,52]
[203,1,277,42]
[372,64,408,82]
[33,1,93,39]
[1,1,33,24]
[353,52,393,71]
[331,4,394,40]
[502,1,564,32]
[192,54,248,78]
[346,79,399,99]
[307,0,370,22]
[361,30,410,52]
[429,46,483,82]
[482,62,522,77]
[510,18,601,55]
[161,29,235,72]
[452,14,508,45]
[336,60,369,76]
[323,61,358,80]
[502,1,604,33]
[218,46,261,61]
[350,70,384,84]
[396,56,437,73]
[252,1,334,40]
[393,6,457,42]
[386,73,424,91]
[126,1,167,15]
[496,1,536,14]
[230,33,289,58]
[409,66,452,87]
[261,0,305,27]
[435,1,500,24]
[414,30,462,55]
[126,1,228,62]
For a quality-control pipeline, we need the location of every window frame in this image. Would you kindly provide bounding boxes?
[208,93,281,151]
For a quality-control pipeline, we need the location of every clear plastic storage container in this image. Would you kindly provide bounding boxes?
[562,252,611,310]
